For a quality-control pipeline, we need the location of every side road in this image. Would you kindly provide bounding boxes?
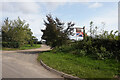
[2,45,62,78]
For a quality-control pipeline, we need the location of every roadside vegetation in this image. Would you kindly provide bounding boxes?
[38,38,120,78]
[38,14,120,78]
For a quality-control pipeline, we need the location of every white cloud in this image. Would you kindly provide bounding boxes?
[88,2,103,8]
[2,2,40,14]
[0,0,119,2]
[41,2,67,12]
[15,2,40,14]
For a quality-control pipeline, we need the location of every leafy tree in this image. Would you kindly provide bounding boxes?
[99,30,118,40]
[2,17,34,47]
[90,21,93,37]
[88,21,98,39]
[41,14,75,48]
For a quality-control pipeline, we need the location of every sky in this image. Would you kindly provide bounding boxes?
[0,0,119,40]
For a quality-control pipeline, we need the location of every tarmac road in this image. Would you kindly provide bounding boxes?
[2,45,62,78]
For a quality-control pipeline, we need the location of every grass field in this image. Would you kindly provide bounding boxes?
[38,52,120,78]
[2,44,41,50]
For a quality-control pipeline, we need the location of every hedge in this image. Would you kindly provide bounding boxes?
[2,42,22,48]
[53,39,120,61]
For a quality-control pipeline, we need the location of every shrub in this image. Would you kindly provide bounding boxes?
[70,49,87,57]
[52,45,72,53]
[2,42,22,48]
[95,52,112,60]
[79,50,87,56]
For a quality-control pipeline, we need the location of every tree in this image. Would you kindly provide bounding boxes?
[89,21,99,38]
[99,30,118,40]
[90,21,93,37]
[41,14,75,48]
[2,17,33,48]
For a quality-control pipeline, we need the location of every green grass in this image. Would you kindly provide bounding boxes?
[38,52,120,78]
[2,44,41,50]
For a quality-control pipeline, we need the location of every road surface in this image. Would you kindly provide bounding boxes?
[2,45,62,78]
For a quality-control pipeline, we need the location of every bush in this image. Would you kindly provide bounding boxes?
[2,42,22,48]
[59,45,71,52]
[79,50,87,56]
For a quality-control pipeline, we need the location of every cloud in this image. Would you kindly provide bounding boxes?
[0,0,119,2]
[2,2,40,14]
[88,2,103,8]
[15,2,40,13]
[40,2,67,13]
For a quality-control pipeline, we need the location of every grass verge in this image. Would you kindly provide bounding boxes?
[2,44,41,50]
[38,52,120,78]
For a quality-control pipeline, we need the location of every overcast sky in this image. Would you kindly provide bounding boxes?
[0,0,119,40]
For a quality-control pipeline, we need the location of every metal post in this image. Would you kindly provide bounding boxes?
[75,28,77,41]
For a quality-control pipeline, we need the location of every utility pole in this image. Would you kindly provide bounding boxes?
[119,1,120,40]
